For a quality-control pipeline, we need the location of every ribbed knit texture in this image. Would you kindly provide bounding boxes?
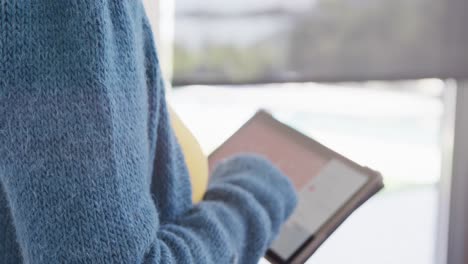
[0,1,297,263]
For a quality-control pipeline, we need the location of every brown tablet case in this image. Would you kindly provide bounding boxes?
[208,110,384,264]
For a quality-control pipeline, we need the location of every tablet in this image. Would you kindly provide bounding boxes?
[208,110,384,264]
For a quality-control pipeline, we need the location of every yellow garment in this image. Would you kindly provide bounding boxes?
[168,105,208,203]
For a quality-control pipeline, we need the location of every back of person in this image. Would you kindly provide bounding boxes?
[0,1,297,263]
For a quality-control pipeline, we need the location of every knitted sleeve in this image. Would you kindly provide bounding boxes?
[0,1,297,263]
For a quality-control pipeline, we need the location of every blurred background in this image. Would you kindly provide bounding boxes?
[143,0,468,263]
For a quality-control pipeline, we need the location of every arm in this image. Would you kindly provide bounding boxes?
[0,1,297,263]
[0,84,296,264]
[152,155,297,263]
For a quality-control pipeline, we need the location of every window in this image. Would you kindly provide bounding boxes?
[143,0,468,262]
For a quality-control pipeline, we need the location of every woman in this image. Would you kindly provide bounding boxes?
[0,1,297,263]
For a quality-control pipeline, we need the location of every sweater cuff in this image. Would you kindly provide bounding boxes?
[208,154,298,225]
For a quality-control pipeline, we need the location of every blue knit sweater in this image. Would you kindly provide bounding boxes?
[0,1,297,263]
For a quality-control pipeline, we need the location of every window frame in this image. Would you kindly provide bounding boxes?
[437,80,468,264]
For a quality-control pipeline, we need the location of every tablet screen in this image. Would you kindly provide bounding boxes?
[270,159,368,260]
